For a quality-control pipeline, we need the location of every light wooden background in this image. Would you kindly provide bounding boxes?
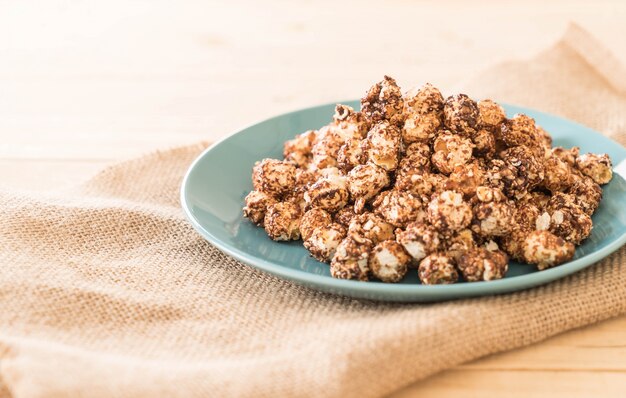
[2,1,625,396]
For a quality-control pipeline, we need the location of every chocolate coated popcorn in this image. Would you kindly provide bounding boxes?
[369,240,411,283]
[243,77,612,282]
[418,253,459,285]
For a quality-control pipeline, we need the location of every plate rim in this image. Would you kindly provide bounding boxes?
[180,101,626,298]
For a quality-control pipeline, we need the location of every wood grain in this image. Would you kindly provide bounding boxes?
[1,0,625,396]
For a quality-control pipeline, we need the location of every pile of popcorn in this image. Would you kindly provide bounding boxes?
[243,76,613,284]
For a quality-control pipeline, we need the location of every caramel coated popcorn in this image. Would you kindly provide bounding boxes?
[443,94,479,136]
[304,168,350,213]
[547,193,592,245]
[403,111,441,144]
[432,132,474,175]
[472,128,497,158]
[243,77,613,283]
[348,212,395,245]
[567,177,602,216]
[418,253,459,285]
[300,208,333,241]
[477,99,506,130]
[243,190,277,226]
[369,240,411,282]
[522,230,575,270]
[252,159,297,199]
[284,130,316,168]
[362,121,401,171]
[405,83,444,115]
[347,163,390,207]
[372,190,425,228]
[330,237,372,281]
[361,75,405,127]
[396,221,442,263]
[264,201,302,241]
[447,161,486,198]
[499,114,542,153]
[427,190,473,232]
[304,223,347,262]
[576,153,613,185]
[458,247,508,282]
[472,199,515,237]
[542,153,574,193]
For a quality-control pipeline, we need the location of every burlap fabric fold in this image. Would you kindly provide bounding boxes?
[1,25,625,397]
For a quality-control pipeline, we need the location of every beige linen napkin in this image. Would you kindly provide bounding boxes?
[1,25,625,398]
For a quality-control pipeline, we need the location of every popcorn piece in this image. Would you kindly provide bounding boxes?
[445,229,477,261]
[264,201,302,241]
[372,190,426,228]
[514,202,541,233]
[293,169,319,203]
[395,221,442,263]
[311,120,364,170]
[472,200,515,237]
[553,146,580,166]
[523,230,575,270]
[361,76,405,126]
[369,240,411,282]
[458,247,509,282]
[243,190,278,226]
[576,153,613,185]
[499,145,545,192]
[535,211,551,231]
[475,186,506,203]
[347,163,390,202]
[404,83,444,114]
[310,125,343,169]
[542,153,574,193]
[252,158,297,198]
[300,208,333,241]
[537,126,553,156]
[362,121,401,171]
[404,141,432,158]
[284,130,316,167]
[477,99,506,130]
[443,94,479,135]
[337,137,364,172]
[547,193,592,245]
[403,111,441,144]
[334,206,356,228]
[520,190,551,211]
[473,128,497,158]
[485,159,523,197]
[499,230,530,262]
[286,191,307,214]
[394,168,437,197]
[418,253,459,285]
[333,104,370,138]
[431,132,474,175]
[488,147,544,198]
[567,177,602,216]
[304,223,347,263]
[446,162,486,198]
[330,237,372,281]
[399,143,431,172]
[427,190,473,232]
[304,172,350,213]
[499,114,542,152]
[348,212,395,244]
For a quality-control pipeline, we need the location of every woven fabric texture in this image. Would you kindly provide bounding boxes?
[0,25,624,398]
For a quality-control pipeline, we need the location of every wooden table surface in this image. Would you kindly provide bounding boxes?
[2,1,625,396]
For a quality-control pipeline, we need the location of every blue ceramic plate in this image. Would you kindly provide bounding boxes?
[181,101,626,302]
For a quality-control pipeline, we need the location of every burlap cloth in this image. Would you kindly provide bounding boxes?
[1,25,625,398]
